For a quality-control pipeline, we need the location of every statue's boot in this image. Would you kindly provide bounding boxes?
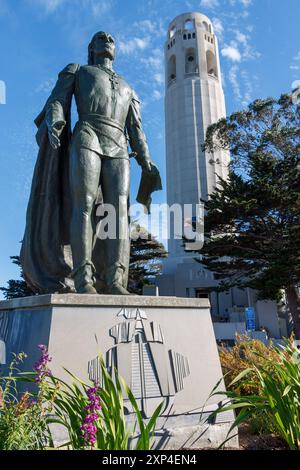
[72,261,97,294]
[105,263,131,295]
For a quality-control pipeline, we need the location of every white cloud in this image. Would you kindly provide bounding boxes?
[212,18,224,37]
[152,90,162,101]
[228,65,241,100]
[141,48,163,70]
[235,30,248,45]
[290,65,300,70]
[240,69,252,106]
[228,65,253,107]
[34,78,56,93]
[294,51,300,61]
[292,80,300,90]
[221,45,241,62]
[229,0,252,7]
[200,0,219,9]
[134,19,155,33]
[45,0,64,11]
[88,0,112,18]
[29,0,112,16]
[154,73,164,85]
[234,30,260,60]
[118,37,150,55]
[221,31,260,64]
[133,19,165,38]
[0,80,6,105]
[30,0,66,13]
[240,0,252,6]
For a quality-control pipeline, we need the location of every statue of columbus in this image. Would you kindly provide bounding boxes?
[20,31,162,295]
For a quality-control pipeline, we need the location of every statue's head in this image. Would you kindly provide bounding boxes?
[88,31,116,65]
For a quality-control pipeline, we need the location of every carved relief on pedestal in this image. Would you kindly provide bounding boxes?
[88,308,190,417]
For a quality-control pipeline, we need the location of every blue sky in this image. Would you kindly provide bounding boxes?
[0,0,299,294]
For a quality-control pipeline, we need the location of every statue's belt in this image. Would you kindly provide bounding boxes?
[79,113,125,133]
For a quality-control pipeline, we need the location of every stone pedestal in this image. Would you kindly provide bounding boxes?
[0,294,238,449]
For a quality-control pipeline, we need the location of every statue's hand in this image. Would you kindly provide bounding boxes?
[142,160,158,173]
[48,121,65,149]
[48,129,61,149]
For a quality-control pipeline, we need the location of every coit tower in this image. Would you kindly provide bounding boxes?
[165,12,229,257]
[158,12,231,300]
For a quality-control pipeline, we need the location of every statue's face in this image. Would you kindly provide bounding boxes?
[92,31,115,61]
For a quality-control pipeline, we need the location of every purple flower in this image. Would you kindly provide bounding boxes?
[33,344,52,383]
[81,386,102,448]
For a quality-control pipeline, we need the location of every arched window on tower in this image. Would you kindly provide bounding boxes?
[168,55,176,82]
[206,50,218,78]
[185,48,197,74]
[169,25,176,39]
[184,19,194,30]
[202,21,209,32]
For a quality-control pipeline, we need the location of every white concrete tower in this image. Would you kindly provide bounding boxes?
[158,12,235,306]
[165,12,229,259]
[157,13,279,328]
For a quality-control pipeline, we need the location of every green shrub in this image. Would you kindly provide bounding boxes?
[219,334,293,396]
[210,341,300,449]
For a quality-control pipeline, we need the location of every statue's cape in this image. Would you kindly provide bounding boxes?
[20,103,74,293]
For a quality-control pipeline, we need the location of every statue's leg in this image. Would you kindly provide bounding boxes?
[100,157,131,295]
[69,144,101,294]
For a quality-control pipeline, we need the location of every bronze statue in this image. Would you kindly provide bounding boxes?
[20,31,162,295]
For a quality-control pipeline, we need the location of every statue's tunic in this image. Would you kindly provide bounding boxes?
[45,63,151,166]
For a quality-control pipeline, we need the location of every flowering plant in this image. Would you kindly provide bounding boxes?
[0,352,50,449]
[1,346,163,450]
[81,386,102,447]
[44,353,163,450]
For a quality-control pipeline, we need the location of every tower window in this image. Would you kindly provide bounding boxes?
[184,19,194,30]
[183,34,187,40]
[203,21,209,32]
[206,50,218,78]
[185,48,197,74]
[168,44,170,49]
[192,32,195,38]
[168,55,176,83]
[188,33,191,39]
[169,26,176,39]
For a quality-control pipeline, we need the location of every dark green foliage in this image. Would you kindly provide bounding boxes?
[200,92,300,335]
[0,256,35,299]
[128,224,168,295]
